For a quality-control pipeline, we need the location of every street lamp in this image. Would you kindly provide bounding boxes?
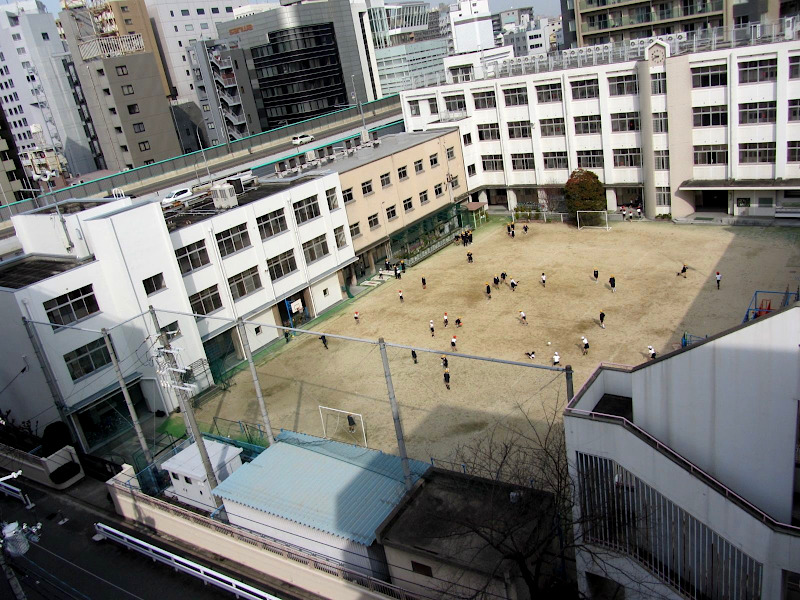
[195,125,212,186]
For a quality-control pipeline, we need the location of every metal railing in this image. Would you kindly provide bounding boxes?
[78,33,145,60]
[94,523,282,600]
[405,235,453,267]
[0,480,35,509]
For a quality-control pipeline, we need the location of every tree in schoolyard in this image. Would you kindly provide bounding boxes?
[565,168,605,226]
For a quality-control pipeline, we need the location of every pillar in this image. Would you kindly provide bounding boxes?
[507,189,518,212]
[478,190,488,204]
[605,188,618,212]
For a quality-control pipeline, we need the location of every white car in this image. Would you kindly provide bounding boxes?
[161,187,193,206]
[291,134,315,146]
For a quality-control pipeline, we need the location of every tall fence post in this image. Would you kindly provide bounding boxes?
[565,365,575,401]
[235,317,275,445]
[378,337,412,491]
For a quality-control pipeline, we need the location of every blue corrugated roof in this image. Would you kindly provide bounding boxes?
[212,430,429,545]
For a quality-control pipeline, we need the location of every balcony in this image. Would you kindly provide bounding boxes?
[583,1,723,32]
[580,0,722,14]
[222,108,246,125]
[209,54,233,70]
[78,33,145,60]
[213,71,237,88]
[217,87,242,106]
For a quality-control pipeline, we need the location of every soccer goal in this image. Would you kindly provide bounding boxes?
[319,405,367,447]
[577,210,610,231]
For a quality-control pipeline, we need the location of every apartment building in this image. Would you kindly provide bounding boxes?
[60,0,181,171]
[0,172,355,452]
[0,105,29,216]
[564,304,800,598]
[401,25,800,218]
[0,0,95,179]
[505,16,564,57]
[327,129,467,278]
[449,0,495,54]
[560,0,791,48]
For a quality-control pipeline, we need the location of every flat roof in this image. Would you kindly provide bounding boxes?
[323,129,458,174]
[376,468,553,574]
[0,255,92,289]
[161,439,243,479]
[25,198,112,216]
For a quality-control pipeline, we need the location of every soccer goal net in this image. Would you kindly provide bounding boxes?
[319,405,367,447]
[577,210,610,231]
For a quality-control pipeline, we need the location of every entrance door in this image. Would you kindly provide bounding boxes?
[696,190,727,211]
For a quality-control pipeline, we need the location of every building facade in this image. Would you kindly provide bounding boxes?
[0,171,355,452]
[401,26,800,218]
[449,0,495,55]
[564,304,800,599]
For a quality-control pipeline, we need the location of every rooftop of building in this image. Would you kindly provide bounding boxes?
[376,468,554,574]
[0,255,92,290]
[24,198,113,216]
[161,439,243,480]
[212,430,430,545]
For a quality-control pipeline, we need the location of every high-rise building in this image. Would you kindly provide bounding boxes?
[0,105,31,218]
[0,1,95,180]
[60,0,181,171]
[561,0,793,48]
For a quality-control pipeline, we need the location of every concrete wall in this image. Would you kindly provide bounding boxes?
[0,442,84,490]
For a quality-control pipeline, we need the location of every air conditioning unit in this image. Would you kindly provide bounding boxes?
[211,183,238,209]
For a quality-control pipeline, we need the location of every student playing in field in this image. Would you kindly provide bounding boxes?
[354,311,360,324]
[443,313,449,327]
[441,355,448,369]
[486,283,492,299]
[519,310,528,325]
[443,369,451,390]
[648,345,657,360]
[553,352,560,366]
[525,350,535,360]
[510,278,518,292]
[677,264,688,278]
[541,273,546,288]
[581,336,589,355]
[609,276,616,293]
[450,335,457,350]
[599,311,606,329]
[455,317,462,328]
[430,320,435,337]
[593,269,599,283]
[398,290,404,303]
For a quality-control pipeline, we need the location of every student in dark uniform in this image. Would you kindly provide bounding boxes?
[599,311,606,329]
[443,369,451,390]
[430,320,435,337]
[510,278,518,292]
[450,335,457,350]
[411,350,418,364]
[593,269,599,283]
[609,276,616,293]
[320,335,328,349]
[455,317,462,328]
[493,275,500,288]
[581,336,590,355]
[441,355,448,369]
[501,272,507,284]
[485,283,492,299]
[421,276,427,289]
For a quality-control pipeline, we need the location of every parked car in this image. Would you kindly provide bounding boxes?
[291,134,315,146]
[161,187,192,206]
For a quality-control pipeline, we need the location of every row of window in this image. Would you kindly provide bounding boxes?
[691,57,800,88]
[169,6,233,16]
[692,142,800,164]
[345,150,456,200]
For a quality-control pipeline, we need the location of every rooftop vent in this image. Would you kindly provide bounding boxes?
[211,183,238,209]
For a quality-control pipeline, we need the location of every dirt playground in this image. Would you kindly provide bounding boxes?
[193,220,800,462]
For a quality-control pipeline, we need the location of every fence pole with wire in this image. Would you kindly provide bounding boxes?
[235,317,274,445]
[102,328,152,465]
[378,337,412,492]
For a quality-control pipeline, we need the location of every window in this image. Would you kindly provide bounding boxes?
[613,148,642,167]
[738,58,777,83]
[380,172,391,188]
[267,250,297,280]
[229,266,261,300]
[654,150,670,170]
[434,184,444,197]
[511,153,535,170]
[201,22,209,29]
[326,188,339,211]
[577,150,603,168]
[334,225,347,248]
[408,100,420,116]
[738,101,776,124]
[414,159,424,173]
[138,141,150,151]
[467,164,476,177]
[481,155,503,171]
[185,24,194,31]
[121,86,134,97]
[197,8,205,14]
[739,142,775,163]
[216,223,251,257]
[473,91,496,109]
[789,99,800,122]
[386,205,398,220]
[11,33,20,41]
[571,79,599,99]
[462,133,472,146]
[343,188,354,203]
[127,104,139,114]
[368,213,380,229]
[361,180,373,195]
[693,105,728,127]
[132,122,145,133]
[44,285,99,327]
[403,197,413,212]
[477,123,500,141]
[608,74,638,96]
[444,95,466,111]
[446,147,455,160]
[791,56,800,79]
[121,4,129,11]
[652,112,668,133]
[429,153,439,167]
[160,321,181,339]
[142,273,165,295]
[226,7,233,12]
[508,121,531,138]
[176,240,210,274]
[693,144,728,165]
[293,195,321,223]
[419,190,429,204]
[651,72,667,94]
[411,561,433,577]
[428,98,438,114]
[536,83,562,103]
[692,64,727,88]
[543,152,568,169]
[451,175,459,189]
[656,187,671,206]
[757,197,773,207]
[790,141,800,162]
[190,285,223,316]
[540,118,565,137]
[503,87,528,106]
[16,47,25,55]
[64,338,111,381]
[610,112,640,132]
[574,115,601,135]
[349,222,361,238]
[181,9,190,15]
[212,6,219,13]
[41,32,51,41]
[257,209,287,240]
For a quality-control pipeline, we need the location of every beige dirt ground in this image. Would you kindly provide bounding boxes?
[194,220,800,462]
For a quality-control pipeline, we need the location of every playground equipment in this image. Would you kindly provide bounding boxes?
[681,332,707,347]
[742,287,800,323]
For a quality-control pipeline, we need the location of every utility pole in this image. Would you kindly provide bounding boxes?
[378,337,412,491]
[149,308,225,515]
[565,365,574,401]
[235,318,274,445]
[102,328,152,464]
